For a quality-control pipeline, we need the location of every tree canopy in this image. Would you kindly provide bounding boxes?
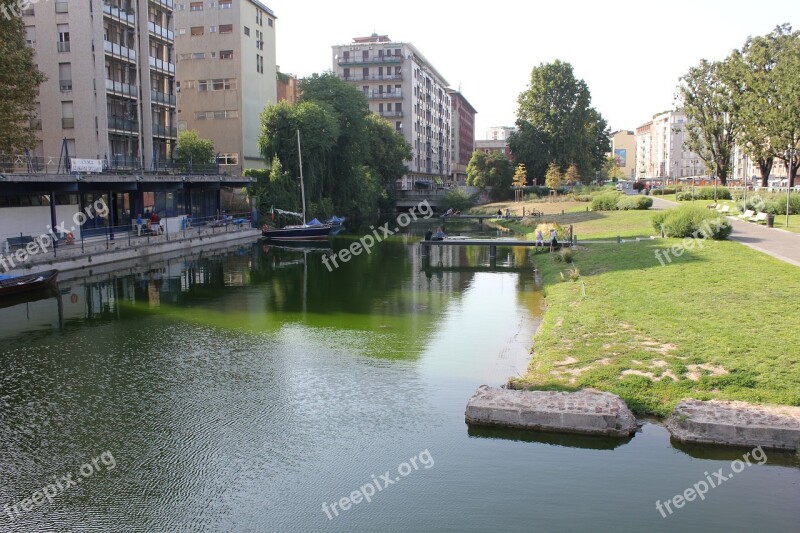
[509,60,610,185]
[255,72,410,222]
[0,5,46,154]
[176,130,215,170]
[466,150,513,199]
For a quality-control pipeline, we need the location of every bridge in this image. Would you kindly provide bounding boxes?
[419,238,573,260]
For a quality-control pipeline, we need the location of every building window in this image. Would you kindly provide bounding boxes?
[343,68,350,79]
[217,153,238,165]
[219,24,233,34]
[61,101,74,129]
[243,26,250,36]
[220,50,233,60]
[54,1,68,14]
[190,1,203,10]
[196,110,239,120]
[183,80,195,89]
[57,24,70,52]
[191,52,205,59]
[58,62,72,91]
[268,18,273,27]
[220,0,231,8]
[190,26,204,36]
[209,25,216,33]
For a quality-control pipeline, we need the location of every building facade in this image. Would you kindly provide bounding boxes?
[276,69,298,105]
[332,34,451,189]
[609,130,636,180]
[447,90,477,186]
[24,0,177,168]
[486,126,515,141]
[635,110,702,184]
[175,0,277,170]
[475,139,512,161]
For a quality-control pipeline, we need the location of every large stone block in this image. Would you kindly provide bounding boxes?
[464,385,638,437]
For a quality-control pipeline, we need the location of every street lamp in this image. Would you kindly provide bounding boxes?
[786,145,795,228]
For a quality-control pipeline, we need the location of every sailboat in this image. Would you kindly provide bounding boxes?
[261,130,333,241]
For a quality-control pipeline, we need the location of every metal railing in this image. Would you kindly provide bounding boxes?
[0,212,254,271]
[151,90,176,106]
[0,154,243,176]
[342,74,402,82]
[369,91,402,99]
[338,55,403,65]
[106,79,138,98]
[57,41,71,52]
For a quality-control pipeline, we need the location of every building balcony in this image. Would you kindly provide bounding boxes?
[57,41,71,53]
[337,55,403,66]
[148,21,175,42]
[104,40,137,62]
[151,90,176,107]
[379,111,403,118]
[149,56,175,74]
[342,74,402,82]
[59,79,73,91]
[370,91,402,99]
[61,118,74,129]
[108,116,140,132]
[106,78,138,98]
[149,0,174,9]
[152,124,177,138]
[102,3,136,26]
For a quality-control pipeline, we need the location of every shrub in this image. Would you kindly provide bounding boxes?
[591,192,622,211]
[651,188,676,195]
[694,186,731,200]
[440,188,475,212]
[651,205,732,240]
[559,248,574,263]
[574,194,593,202]
[616,196,653,210]
[740,193,800,215]
[676,191,693,201]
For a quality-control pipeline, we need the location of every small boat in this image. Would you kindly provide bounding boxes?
[326,215,346,227]
[262,130,332,242]
[0,269,59,297]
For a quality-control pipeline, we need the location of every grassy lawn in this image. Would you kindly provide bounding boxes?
[497,209,658,240]
[511,238,800,416]
[470,199,588,216]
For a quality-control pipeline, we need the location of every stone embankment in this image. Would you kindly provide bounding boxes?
[465,385,638,438]
[665,399,800,451]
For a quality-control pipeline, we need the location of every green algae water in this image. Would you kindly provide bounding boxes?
[0,232,798,532]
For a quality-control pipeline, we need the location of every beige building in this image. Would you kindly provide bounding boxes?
[175,0,277,170]
[23,0,176,167]
[610,130,636,180]
[332,34,451,189]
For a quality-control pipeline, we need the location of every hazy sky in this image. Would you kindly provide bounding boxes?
[266,0,799,138]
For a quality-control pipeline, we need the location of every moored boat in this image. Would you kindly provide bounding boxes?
[0,269,59,297]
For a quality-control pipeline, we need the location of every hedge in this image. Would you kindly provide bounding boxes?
[652,205,732,240]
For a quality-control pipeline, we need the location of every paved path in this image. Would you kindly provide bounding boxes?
[651,197,800,267]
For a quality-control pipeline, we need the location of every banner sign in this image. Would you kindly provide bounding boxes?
[71,158,104,173]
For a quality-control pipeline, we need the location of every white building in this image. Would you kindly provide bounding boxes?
[485,126,515,141]
[332,34,451,189]
[635,110,703,184]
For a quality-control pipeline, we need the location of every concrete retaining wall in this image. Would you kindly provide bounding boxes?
[665,400,800,451]
[465,385,638,438]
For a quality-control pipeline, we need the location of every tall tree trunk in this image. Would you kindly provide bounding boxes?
[758,157,773,187]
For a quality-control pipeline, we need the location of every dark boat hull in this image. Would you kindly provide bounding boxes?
[0,269,59,297]
[261,225,332,241]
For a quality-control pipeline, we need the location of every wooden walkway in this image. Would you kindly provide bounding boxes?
[419,239,572,259]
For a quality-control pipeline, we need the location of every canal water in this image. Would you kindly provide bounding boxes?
[0,232,798,532]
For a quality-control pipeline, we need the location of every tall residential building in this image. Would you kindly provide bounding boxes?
[447,89,477,185]
[486,126,515,141]
[635,110,702,182]
[332,34,452,189]
[24,0,177,167]
[610,130,636,180]
[175,0,277,170]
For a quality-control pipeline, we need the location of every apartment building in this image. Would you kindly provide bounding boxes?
[332,34,451,189]
[486,126,515,141]
[276,68,299,105]
[610,130,636,180]
[175,0,277,170]
[23,0,176,167]
[635,110,703,183]
[447,89,477,185]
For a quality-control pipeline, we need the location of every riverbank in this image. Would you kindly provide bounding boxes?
[509,237,800,416]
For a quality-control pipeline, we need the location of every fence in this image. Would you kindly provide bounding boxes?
[0,154,242,176]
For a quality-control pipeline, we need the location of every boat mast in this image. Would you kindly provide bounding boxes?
[297,129,307,226]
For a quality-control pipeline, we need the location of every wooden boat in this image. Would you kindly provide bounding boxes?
[261,130,332,242]
[0,269,59,297]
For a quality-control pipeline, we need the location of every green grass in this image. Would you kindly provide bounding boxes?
[498,209,657,240]
[511,239,800,416]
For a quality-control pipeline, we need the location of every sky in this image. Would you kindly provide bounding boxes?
[265,0,799,139]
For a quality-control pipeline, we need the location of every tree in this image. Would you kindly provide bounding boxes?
[544,162,563,189]
[730,24,800,187]
[0,5,46,155]
[677,59,738,185]
[565,163,580,185]
[466,150,513,199]
[599,156,625,182]
[512,163,528,188]
[509,60,610,185]
[176,130,214,170]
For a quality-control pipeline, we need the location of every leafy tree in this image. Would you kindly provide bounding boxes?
[467,150,513,199]
[599,155,625,182]
[544,162,563,189]
[364,114,411,210]
[509,60,610,185]
[565,163,580,185]
[176,130,214,170]
[512,163,528,188]
[0,5,46,155]
[677,59,738,185]
[730,24,800,187]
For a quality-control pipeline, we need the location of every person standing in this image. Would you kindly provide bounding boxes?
[549,227,558,252]
[536,228,544,251]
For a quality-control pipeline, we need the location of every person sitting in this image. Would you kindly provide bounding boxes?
[184,214,192,229]
[424,229,433,241]
[445,208,454,216]
[432,227,445,241]
[505,208,511,219]
[536,229,544,251]
[496,209,502,217]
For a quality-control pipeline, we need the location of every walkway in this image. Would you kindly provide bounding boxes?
[651,197,800,267]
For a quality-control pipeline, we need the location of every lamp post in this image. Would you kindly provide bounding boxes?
[714,161,719,203]
[787,145,794,228]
